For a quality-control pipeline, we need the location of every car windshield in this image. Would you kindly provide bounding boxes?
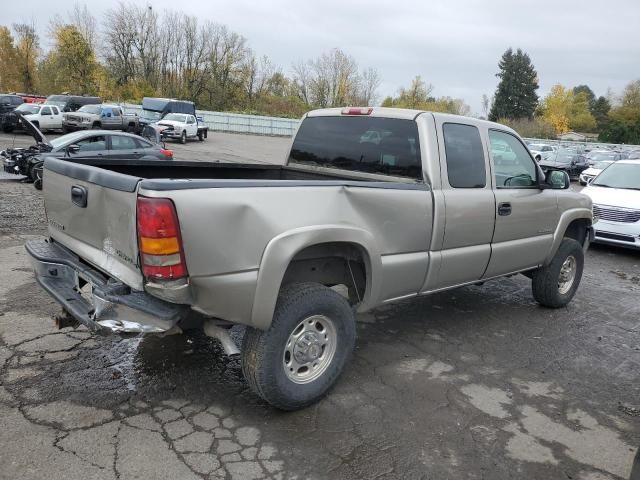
[16,104,41,114]
[588,152,617,161]
[529,144,547,150]
[77,105,102,115]
[163,113,187,122]
[46,96,68,108]
[49,131,89,150]
[141,110,162,121]
[591,161,613,170]
[591,162,640,190]
[549,152,575,164]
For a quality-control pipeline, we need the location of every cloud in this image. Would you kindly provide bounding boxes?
[5,0,639,113]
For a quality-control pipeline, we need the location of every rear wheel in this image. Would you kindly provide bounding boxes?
[180,131,187,144]
[532,238,584,308]
[241,283,356,410]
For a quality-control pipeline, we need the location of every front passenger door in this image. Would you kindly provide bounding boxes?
[483,130,558,278]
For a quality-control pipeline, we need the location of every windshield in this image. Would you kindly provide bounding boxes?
[77,105,101,115]
[548,152,576,164]
[289,116,422,180]
[49,131,88,150]
[16,104,41,114]
[141,110,162,121]
[46,96,68,108]
[163,113,188,122]
[591,161,613,170]
[588,152,617,161]
[591,162,640,189]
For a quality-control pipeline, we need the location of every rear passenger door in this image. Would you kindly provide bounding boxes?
[108,135,142,159]
[483,130,558,278]
[426,120,496,290]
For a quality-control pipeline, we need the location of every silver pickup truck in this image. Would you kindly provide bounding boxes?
[26,107,593,410]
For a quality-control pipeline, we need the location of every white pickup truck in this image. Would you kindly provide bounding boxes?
[16,104,63,132]
[155,113,206,144]
[27,107,593,410]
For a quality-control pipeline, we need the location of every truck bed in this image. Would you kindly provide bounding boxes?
[47,157,419,192]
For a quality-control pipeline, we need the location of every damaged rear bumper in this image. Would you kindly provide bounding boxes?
[25,238,188,333]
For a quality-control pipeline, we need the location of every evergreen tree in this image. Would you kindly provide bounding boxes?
[592,96,611,132]
[573,85,596,111]
[488,48,539,121]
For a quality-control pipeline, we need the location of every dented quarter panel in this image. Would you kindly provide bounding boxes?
[139,183,434,328]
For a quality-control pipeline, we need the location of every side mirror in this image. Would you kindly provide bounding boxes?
[545,170,570,190]
[66,144,80,156]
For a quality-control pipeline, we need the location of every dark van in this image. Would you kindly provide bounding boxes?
[138,97,196,130]
[45,95,102,113]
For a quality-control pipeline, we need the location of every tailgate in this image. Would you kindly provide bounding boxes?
[43,157,144,290]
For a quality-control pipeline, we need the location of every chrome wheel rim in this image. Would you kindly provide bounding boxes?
[283,315,337,384]
[558,255,577,295]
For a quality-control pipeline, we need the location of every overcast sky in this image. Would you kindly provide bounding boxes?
[5,0,640,113]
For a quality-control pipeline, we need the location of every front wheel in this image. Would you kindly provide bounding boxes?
[532,238,584,308]
[180,131,187,144]
[241,283,356,410]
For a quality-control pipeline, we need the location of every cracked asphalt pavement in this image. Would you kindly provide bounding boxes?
[1,132,639,479]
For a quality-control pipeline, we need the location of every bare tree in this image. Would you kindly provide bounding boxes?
[358,67,381,106]
[13,23,39,92]
[481,94,490,119]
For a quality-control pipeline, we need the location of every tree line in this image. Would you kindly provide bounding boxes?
[0,3,470,119]
[487,48,640,144]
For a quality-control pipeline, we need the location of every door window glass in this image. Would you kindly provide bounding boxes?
[41,106,51,116]
[136,138,153,149]
[51,106,59,115]
[489,130,538,188]
[443,123,486,188]
[76,135,106,152]
[112,108,120,117]
[110,135,138,150]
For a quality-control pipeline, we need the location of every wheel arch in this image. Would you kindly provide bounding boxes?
[250,225,382,330]
[544,209,593,265]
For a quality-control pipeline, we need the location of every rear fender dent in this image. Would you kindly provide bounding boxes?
[251,225,381,330]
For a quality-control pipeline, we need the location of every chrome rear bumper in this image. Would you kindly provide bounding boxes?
[25,238,188,333]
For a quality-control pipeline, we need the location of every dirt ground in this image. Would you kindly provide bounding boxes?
[0,131,638,480]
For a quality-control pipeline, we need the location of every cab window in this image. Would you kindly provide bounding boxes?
[489,130,538,188]
[41,106,52,116]
[442,123,486,188]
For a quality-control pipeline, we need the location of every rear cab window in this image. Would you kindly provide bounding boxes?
[289,116,422,180]
[442,123,486,188]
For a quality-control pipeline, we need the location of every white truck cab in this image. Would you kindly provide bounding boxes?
[21,104,63,131]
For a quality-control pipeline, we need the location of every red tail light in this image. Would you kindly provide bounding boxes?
[341,107,373,115]
[160,148,173,159]
[136,197,188,280]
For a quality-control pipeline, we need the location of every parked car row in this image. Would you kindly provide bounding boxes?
[1,115,173,189]
[1,92,209,144]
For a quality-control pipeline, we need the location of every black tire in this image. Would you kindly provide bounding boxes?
[532,238,584,308]
[198,132,204,141]
[34,177,42,190]
[180,131,187,144]
[241,282,356,410]
[92,122,101,130]
[62,126,71,134]
[2,126,13,133]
